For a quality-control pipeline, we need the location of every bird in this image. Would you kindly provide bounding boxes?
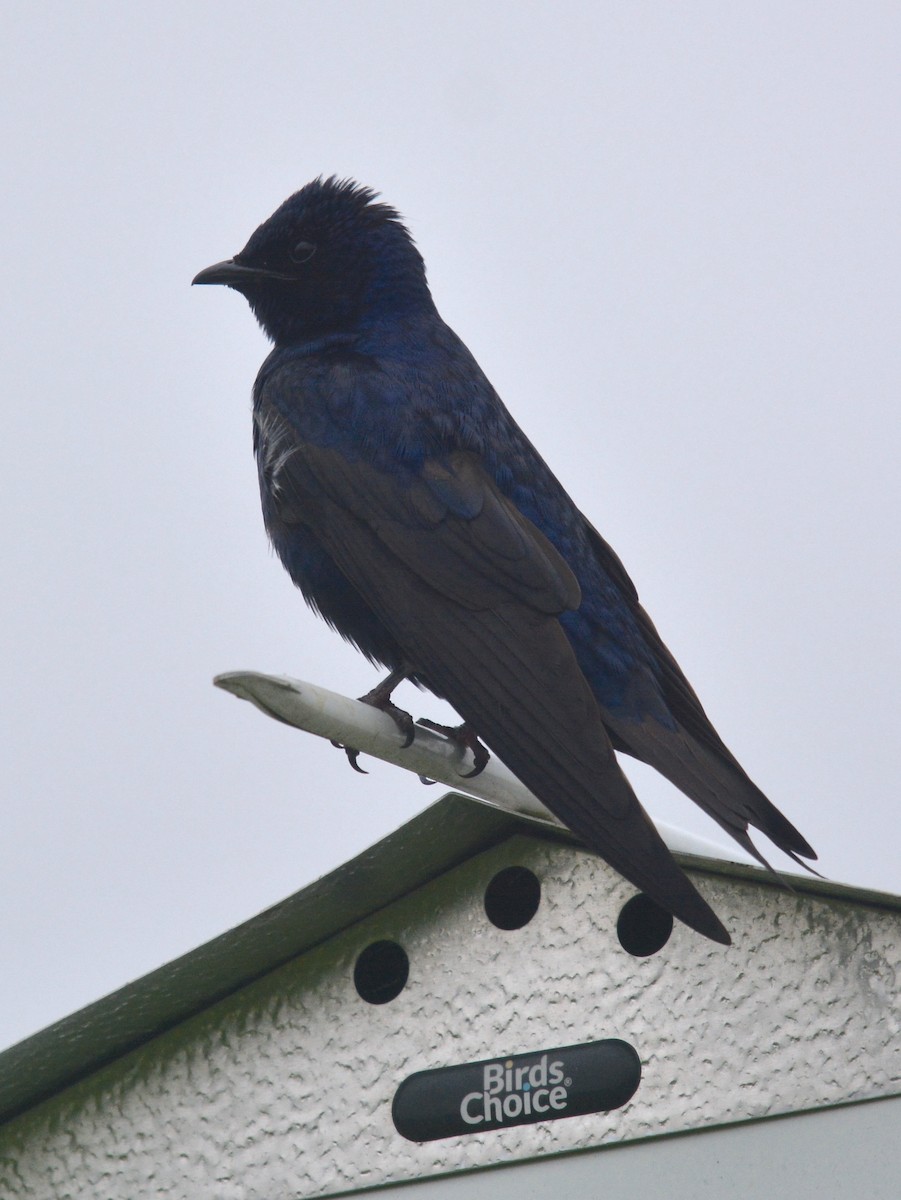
[193,176,816,945]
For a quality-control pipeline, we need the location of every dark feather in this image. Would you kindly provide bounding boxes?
[265,417,730,943]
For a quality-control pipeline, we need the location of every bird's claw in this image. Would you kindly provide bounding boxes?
[417,719,490,778]
[377,700,415,748]
[330,739,368,774]
[459,742,490,778]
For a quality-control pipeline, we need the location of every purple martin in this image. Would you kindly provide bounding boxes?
[194,177,816,944]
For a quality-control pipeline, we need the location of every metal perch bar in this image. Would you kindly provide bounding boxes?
[213,670,743,860]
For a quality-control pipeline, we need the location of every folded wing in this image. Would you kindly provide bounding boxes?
[262,399,731,944]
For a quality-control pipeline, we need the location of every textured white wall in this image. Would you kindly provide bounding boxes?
[2,836,899,1198]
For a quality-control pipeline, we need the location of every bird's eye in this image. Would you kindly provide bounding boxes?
[290,240,317,264]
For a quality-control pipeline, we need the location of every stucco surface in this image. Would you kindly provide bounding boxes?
[2,835,899,1198]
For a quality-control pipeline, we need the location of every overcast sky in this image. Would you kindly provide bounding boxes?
[2,2,899,1051]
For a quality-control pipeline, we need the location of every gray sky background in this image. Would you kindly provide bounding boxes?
[2,3,899,1051]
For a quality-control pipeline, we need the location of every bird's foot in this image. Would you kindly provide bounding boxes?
[417,719,490,778]
[332,667,414,773]
[358,671,415,747]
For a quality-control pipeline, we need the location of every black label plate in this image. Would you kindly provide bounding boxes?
[392,1038,640,1142]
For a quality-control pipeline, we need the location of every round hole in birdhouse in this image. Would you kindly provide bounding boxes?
[484,866,541,930]
[616,894,674,956]
[354,940,409,1004]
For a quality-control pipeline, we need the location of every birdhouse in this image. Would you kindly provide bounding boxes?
[1,781,899,1198]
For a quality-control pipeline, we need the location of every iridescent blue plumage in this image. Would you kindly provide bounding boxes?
[194,176,817,944]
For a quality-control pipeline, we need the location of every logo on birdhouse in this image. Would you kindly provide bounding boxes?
[392,1038,640,1142]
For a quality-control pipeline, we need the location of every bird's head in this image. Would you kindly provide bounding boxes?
[192,177,433,345]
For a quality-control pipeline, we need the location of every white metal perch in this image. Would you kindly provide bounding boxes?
[214,670,743,861]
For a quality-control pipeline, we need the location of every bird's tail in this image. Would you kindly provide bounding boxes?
[604,714,817,878]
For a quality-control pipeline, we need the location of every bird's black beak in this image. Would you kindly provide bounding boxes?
[192,259,264,288]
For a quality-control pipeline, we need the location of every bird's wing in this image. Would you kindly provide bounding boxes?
[263,402,730,943]
[581,518,817,870]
